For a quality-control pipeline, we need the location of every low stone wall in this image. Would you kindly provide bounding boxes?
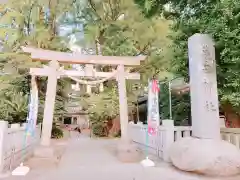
[128,120,192,161]
[0,121,41,173]
[129,120,240,162]
[221,128,240,149]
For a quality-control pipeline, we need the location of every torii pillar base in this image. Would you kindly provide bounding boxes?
[116,64,141,163]
[34,145,55,159]
[116,139,141,163]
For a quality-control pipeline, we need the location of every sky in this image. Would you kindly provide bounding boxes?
[59,22,87,72]
[58,23,84,38]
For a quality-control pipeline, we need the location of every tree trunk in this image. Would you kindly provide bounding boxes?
[222,103,240,128]
[109,115,120,136]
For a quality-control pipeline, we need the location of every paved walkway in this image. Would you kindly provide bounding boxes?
[4,135,240,180]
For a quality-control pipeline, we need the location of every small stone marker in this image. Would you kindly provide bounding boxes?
[188,34,220,139]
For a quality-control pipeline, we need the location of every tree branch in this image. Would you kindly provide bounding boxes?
[135,42,151,56]
[26,3,35,35]
[108,0,115,20]
[88,0,103,21]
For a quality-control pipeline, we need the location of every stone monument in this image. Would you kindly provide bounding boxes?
[188,34,220,139]
[169,34,240,176]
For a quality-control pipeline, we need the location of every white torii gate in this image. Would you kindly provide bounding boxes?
[22,47,146,150]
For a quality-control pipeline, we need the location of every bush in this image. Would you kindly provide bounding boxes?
[51,126,64,139]
[92,123,108,137]
[111,130,121,138]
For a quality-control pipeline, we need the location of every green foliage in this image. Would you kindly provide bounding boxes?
[168,0,240,113]
[87,86,120,118]
[134,0,169,17]
[0,0,173,126]
[86,86,118,137]
[66,0,173,128]
[0,91,28,123]
[91,122,108,137]
[137,0,240,120]
[51,126,64,139]
[69,0,172,80]
[159,83,190,125]
[0,0,73,123]
[88,105,112,137]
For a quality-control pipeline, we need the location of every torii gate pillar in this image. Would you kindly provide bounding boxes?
[116,65,140,162]
[117,65,129,141]
[34,60,59,158]
[41,61,59,146]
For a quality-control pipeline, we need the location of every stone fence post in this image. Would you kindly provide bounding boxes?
[162,120,174,162]
[0,121,8,173]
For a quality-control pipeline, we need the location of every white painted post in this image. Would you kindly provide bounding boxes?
[86,85,92,94]
[175,131,182,140]
[117,65,129,141]
[0,121,8,173]
[183,130,191,137]
[85,64,93,94]
[233,135,240,149]
[168,82,172,119]
[99,83,104,92]
[219,116,226,128]
[41,61,59,146]
[162,120,174,162]
[31,75,38,130]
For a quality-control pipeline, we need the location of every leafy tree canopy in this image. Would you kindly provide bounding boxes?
[137,0,240,124]
[64,0,173,122]
[0,0,74,123]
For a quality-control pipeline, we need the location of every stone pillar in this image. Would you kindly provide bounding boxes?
[188,34,220,139]
[169,34,240,177]
[0,121,8,174]
[162,120,174,162]
[117,64,129,141]
[31,75,38,130]
[61,116,64,124]
[219,116,226,128]
[41,60,59,146]
[99,83,104,92]
[85,64,93,94]
[86,85,92,94]
[76,115,81,126]
[116,65,140,163]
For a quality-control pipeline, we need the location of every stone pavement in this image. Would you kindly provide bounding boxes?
[3,135,240,180]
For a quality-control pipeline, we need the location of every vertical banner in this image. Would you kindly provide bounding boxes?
[26,81,39,137]
[147,79,160,135]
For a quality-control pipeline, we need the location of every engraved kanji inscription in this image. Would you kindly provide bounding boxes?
[202,44,215,73]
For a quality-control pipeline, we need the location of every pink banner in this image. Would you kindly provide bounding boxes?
[147,79,160,135]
